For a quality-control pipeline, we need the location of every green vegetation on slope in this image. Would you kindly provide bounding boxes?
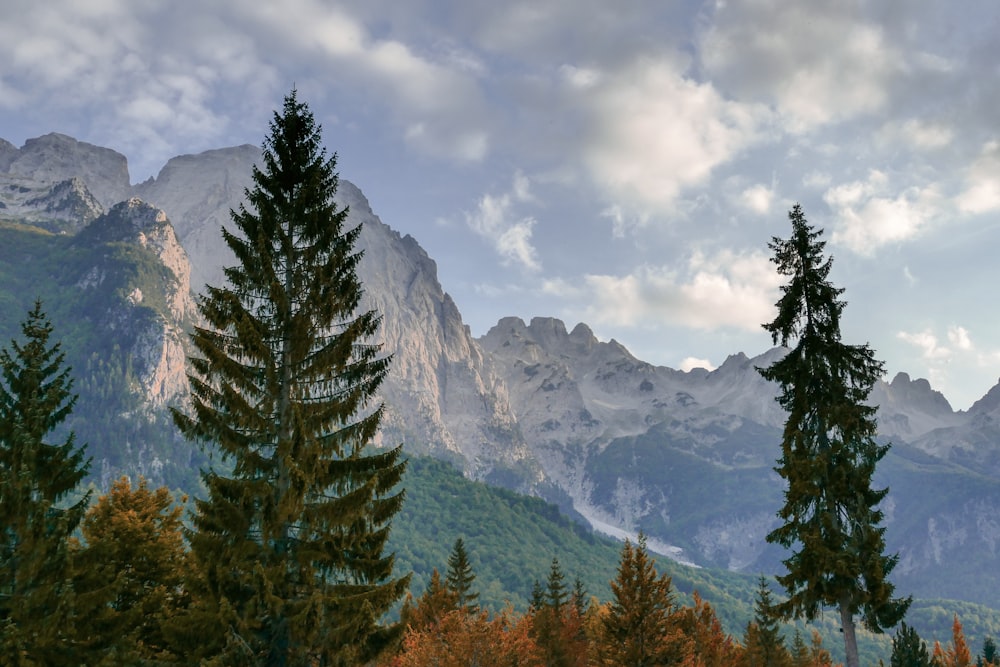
[389,455,1000,665]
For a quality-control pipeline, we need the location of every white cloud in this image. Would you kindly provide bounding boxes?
[878,118,954,151]
[824,170,942,254]
[897,330,951,360]
[947,325,973,352]
[574,55,767,220]
[543,249,780,332]
[803,171,832,189]
[679,357,716,372]
[959,141,1000,214]
[740,183,774,215]
[700,0,899,131]
[464,172,541,271]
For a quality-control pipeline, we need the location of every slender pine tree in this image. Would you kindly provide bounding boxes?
[741,577,791,667]
[445,537,478,611]
[596,534,678,666]
[0,300,91,663]
[173,90,408,666]
[757,205,909,667]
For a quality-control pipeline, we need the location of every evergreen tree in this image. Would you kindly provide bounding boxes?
[742,577,791,667]
[890,623,931,667]
[545,557,569,613]
[571,577,588,623]
[533,557,576,667]
[0,300,91,664]
[73,476,188,664]
[173,90,408,666]
[596,534,679,666]
[531,579,545,612]
[445,537,478,611]
[789,629,811,667]
[758,205,910,667]
[980,637,998,667]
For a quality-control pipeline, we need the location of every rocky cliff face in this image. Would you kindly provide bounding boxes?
[134,145,535,483]
[133,144,260,293]
[0,175,103,233]
[71,198,195,406]
[0,137,195,411]
[1,133,131,209]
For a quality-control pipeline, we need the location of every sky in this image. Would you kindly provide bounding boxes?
[2,0,1000,410]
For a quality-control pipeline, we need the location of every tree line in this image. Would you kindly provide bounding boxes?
[0,89,996,664]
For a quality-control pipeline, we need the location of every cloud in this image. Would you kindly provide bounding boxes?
[0,0,493,178]
[897,329,951,361]
[877,118,953,151]
[947,325,973,352]
[740,183,774,215]
[568,55,767,221]
[699,0,899,131]
[240,1,491,162]
[464,172,541,271]
[679,357,716,372]
[959,141,1000,214]
[823,170,942,254]
[543,249,780,332]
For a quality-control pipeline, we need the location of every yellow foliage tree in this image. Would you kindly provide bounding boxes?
[72,476,188,664]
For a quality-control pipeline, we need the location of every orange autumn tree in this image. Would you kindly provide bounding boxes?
[595,534,684,666]
[933,615,973,667]
[671,592,741,667]
[389,606,543,667]
[398,569,460,633]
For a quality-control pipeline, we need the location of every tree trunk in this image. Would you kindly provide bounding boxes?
[839,598,860,667]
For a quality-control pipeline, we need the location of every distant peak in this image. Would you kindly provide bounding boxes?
[528,317,568,336]
[891,372,912,385]
[569,322,595,341]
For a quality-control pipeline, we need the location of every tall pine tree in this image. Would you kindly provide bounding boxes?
[445,537,478,611]
[173,90,408,666]
[758,205,909,667]
[596,534,679,666]
[741,577,791,667]
[0,300,91,663]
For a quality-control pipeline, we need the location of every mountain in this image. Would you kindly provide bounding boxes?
[2,133,1000,610]
[134,147,536,485]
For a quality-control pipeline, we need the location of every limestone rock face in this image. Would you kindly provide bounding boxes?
[0,175,103,233]
[133,145,534,482]
[1,133,131,209]
[134,144,260,293]
[73,198,195,405]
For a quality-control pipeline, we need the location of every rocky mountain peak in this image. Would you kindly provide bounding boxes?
[2,133,131,209]
[77,198,194,323]
[968,380,1000,416]
[133,144,261,293]
[0,174,103,233]
[0,139,17,169]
